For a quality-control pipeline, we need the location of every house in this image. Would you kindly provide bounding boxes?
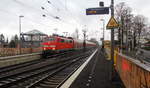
[21,29,47,48]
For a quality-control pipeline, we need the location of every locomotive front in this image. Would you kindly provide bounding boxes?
[41,36,57,57]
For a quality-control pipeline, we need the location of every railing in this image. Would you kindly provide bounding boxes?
[105,47,150,88]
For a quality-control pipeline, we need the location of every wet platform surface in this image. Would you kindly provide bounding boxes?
[68,48,123,88]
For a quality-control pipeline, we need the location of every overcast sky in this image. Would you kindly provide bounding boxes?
[0,0,150,40]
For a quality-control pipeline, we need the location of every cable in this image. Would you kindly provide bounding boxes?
[13,0,59,20]
[40,5,77,27]
[0,7,56,31]
[13,0,82,31]
[44,0,81,26]
[55,0,67,10]
[40,6,61,20]
[47,0,60,11]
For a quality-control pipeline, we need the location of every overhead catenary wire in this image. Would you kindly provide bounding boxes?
[13,0,72,31]
[47,0,60,11]
[14,0,82,26]
[0,7,55,32]
[44,0,82,27]
[13,0,74,24]
[40,5,78,27]
[40,6,61,20]
[13,0,60,20]
[13,0,83,31]
[54,0,83,27]
[54,0,67,11]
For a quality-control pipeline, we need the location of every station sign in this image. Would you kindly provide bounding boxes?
[86,7,109,15]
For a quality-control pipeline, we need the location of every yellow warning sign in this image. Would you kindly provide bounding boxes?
[106,17,119,29]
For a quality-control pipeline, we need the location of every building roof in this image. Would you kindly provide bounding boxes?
[23,29,47,36]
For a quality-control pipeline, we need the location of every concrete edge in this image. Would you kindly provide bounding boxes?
[60,49,98,88]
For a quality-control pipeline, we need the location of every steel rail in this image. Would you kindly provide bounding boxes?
[0,49,95,88]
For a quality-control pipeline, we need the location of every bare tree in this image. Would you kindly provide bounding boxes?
[8,35,19,48]
[115,2,133,50]
[0,34,5,43]
[132,15,147,47]
[144,25,150,41]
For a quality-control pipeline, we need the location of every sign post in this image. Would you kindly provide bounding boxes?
[86,1,119,80]
[86,5,109,50]
[109,0,115,81]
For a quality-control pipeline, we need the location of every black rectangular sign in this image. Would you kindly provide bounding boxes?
[86,7,109,15]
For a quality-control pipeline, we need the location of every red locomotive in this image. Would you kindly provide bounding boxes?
[41,34,96,57]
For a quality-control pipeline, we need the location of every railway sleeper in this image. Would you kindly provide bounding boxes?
[43,81,60,85]
[47,79,63,82]
[50,76,65,79]
[39,83,57,88]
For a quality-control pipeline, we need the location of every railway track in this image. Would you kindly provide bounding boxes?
[0,49,95,88]
[28,51,91,88]
[0,50,77,75]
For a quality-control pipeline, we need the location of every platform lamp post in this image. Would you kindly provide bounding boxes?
[19,15,24,54]
[63,32,68,37]
[82,25,87,51]
[100,19,105,49]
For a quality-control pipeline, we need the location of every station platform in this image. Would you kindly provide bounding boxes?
[60,48,123,88]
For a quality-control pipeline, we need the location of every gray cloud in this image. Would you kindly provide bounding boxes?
[0,0,149,40]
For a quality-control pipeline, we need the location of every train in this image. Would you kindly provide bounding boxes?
[41,34,96,58]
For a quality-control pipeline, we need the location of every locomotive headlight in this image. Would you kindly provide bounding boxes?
[49,45,56,47]
[43,47,46,50]
[52,48,56,50]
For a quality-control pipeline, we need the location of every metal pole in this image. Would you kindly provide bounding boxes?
[19,16,21,54]
[82,27,86,51]
[103,20,105,48]
[110,0,114,80]
[101,19,105,49]
[19,15,24,54]
[103,20,105,41]
[83,30,86,51]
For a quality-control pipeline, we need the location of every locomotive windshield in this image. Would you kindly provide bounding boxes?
[43,37,55,42]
